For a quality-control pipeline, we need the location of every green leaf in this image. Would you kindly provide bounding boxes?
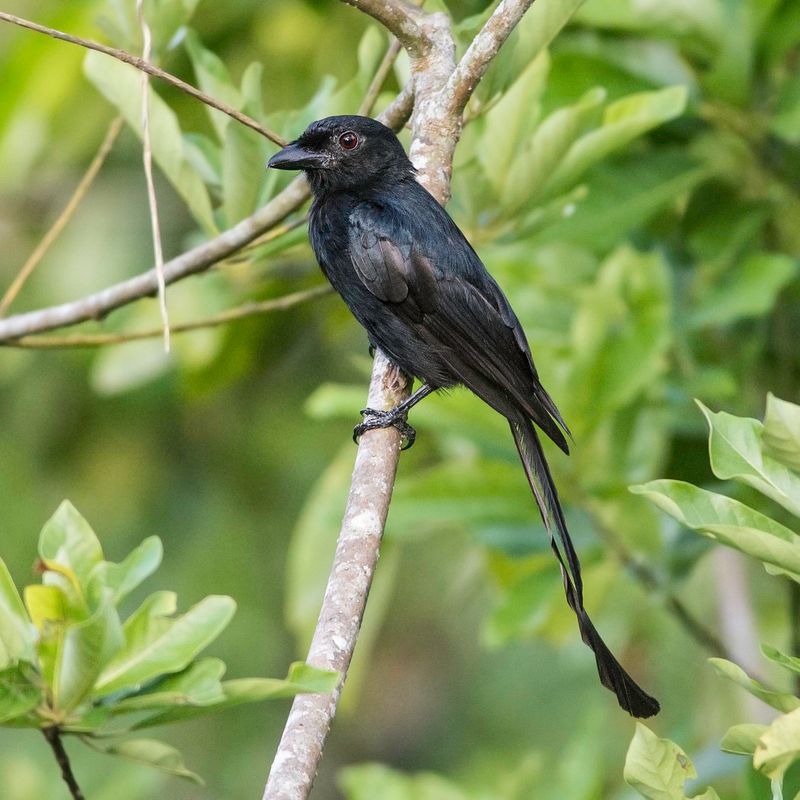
[763,395,800,472]
[131,662,338,728]
[39,501,103,589]
[111,657,226,712]
[709,658,800,713]
[761,645,800,675]
[541,86,687,198]
[339,763,469,800]
[623,722,709,800]
[698,402,800,517]
[102,739,204,784]
[89,536,163,605]
[0,666,41,725]
[754,708,800,780]
[95,595,235,695]
[689,254,798,329]
[83,51,217,233]
[630,480,800,574]
[721,723,769,756]
[0,558,35,668]
[54,591,124,713]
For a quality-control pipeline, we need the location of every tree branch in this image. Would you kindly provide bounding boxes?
[262,351,410,800]
[0,11,287,147]
[43,727,85,800]
[0,80,413,346]
[4,286,332,349]
[262,3,537,798]
[0,116,123,318]
[446,0,536,114]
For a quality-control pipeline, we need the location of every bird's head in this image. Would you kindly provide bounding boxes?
[267,115,414,194]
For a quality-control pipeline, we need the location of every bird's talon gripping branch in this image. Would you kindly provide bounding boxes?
[353,407,416,450]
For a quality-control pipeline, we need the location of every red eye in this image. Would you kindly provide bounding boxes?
[338,131,359,150]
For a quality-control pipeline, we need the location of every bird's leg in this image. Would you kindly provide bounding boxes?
[353,383,434,451]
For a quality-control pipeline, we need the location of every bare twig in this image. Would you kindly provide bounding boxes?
[0,11,287,147]
[0,117,123,318]
[340,0,428,53]
[358,38,403,116]
[4,286,331,349]
[42,727,84,800]
[136,0,170,351]
[445,0,536,114]
[0,85,412,346]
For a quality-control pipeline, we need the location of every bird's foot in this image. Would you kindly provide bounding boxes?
[352,407,416,450]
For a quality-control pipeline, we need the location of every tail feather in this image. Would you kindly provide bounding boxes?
[509,416,660,719]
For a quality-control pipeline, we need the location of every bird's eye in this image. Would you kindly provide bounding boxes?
[338,131,360,150]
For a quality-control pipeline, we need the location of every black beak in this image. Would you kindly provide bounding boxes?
[267,142,327,171]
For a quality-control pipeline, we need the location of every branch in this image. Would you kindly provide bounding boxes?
[43,727,84,800]
[340,0,427,53]
[5,286,332,349]
[262,351,409,800]
[358,37,403,116]
[446,0,536,114]
[0,79,413,346]
[0,11,287,147]
[0,116,123,318]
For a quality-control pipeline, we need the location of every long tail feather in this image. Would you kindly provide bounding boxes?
[509,416,660,718]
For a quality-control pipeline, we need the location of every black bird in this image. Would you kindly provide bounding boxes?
[268,115,659,718]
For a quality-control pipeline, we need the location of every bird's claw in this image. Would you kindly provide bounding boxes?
[352,407,416,450]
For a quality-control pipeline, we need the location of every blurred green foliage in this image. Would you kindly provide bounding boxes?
[0,0,798,797]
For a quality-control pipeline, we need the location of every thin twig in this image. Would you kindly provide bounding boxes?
[358,38,403,116]
[340,0,428,53]
[0,117,123,318]
[136,0,170,351]
[0,86,412,345]
[4,286,332,349]
[0,11,287,147]
[589,507,731,658]
[42,727,84,800]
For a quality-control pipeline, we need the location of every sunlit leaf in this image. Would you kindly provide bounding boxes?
[101,738,204,784]
[0,558,35,668]
[721,723,768,756]
[698,402,800,517]
[754,708,800,780]
[39,501,103,589]
[630,480,800,575]
[95,595,235,695]
[763,395,800,472]
[89,536,163,605]
[709,658,800,713]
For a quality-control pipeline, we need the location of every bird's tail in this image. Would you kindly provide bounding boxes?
[509,415,660,718]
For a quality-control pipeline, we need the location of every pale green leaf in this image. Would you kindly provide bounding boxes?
[623,723,697,800]
[0,558,35,668]
[55,591,124,712]
[542,86,687,198]
[95,595,235,695]
[89,537,163,605]
[630,480,800,575]
[39,501,103,588]
[690,254,797,328]
[761,645,800,675]
[0,666,41,725]
[763,395,800,472]
[721,723,768,756]
[754,708,800,780]
[102,739,204,784]
[83,51,217,232]
[698,402,800,517]
[709,658,800,713]
[339,763,469,800]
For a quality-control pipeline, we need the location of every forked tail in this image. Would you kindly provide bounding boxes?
[509,415,660,718]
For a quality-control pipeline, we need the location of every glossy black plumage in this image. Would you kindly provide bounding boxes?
[268,115,659,718]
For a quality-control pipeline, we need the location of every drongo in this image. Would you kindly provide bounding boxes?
[268,115,659,718]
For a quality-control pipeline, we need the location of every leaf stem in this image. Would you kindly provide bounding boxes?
[43,727,85,800]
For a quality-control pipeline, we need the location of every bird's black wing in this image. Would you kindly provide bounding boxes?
[348,198,569,450]
[346,196,659,718]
